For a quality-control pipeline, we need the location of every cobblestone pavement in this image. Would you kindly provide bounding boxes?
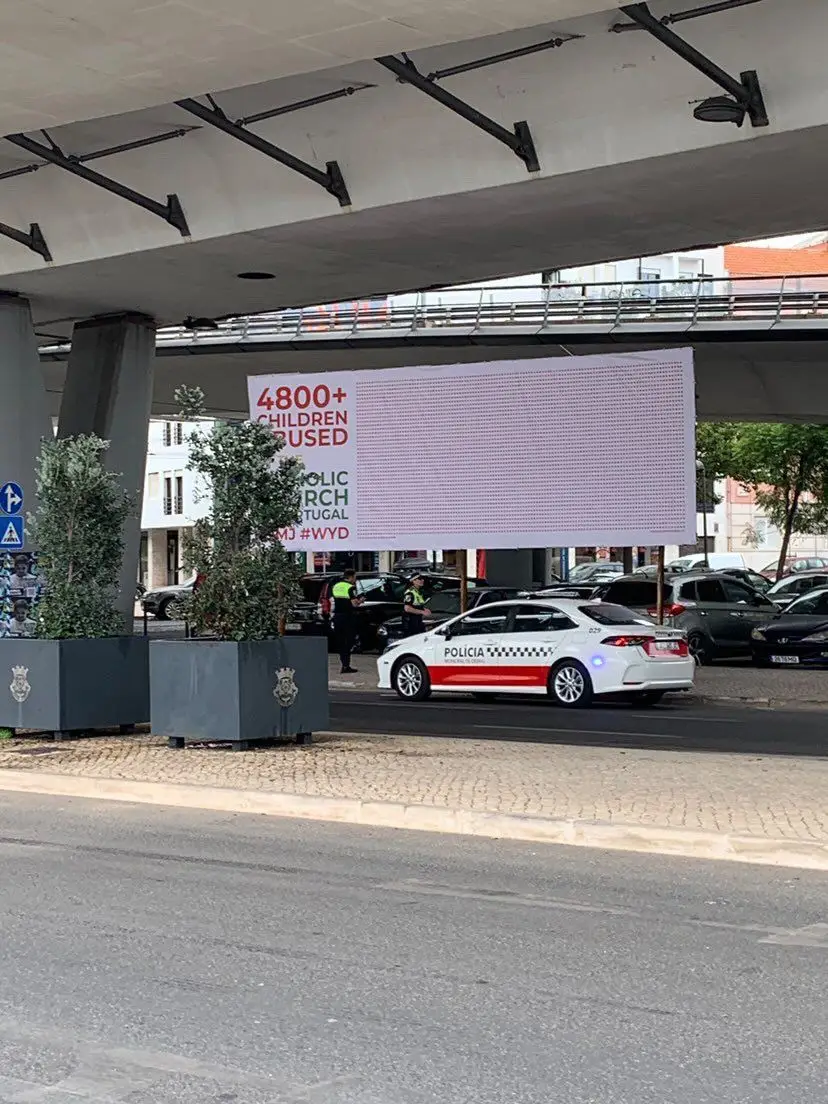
[330,655,828,706]
[1,728,827,845]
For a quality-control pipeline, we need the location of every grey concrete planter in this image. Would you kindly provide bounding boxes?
[0,636,149,738]
[150,636,329,749]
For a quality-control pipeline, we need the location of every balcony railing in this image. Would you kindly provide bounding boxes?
[38,274,828,358]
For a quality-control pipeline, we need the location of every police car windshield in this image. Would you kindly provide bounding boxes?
[578,603,655,626]
[427,592,463,615]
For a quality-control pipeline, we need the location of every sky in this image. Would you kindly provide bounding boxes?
[742,232,828,248]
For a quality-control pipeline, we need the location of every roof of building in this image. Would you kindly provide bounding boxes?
[725,243,828,277]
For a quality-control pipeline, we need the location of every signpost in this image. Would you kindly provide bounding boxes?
[0,481,24,550]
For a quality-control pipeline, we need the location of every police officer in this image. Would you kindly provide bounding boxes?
[331,569,363,673]
[401,574,432,636]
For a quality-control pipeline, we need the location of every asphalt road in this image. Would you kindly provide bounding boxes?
[1,795,827,1103]
[329,690,828,757]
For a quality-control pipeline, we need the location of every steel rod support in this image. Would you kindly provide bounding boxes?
[427,36,576,81]
[613,0,764,31]
[376,54,540,172]
[176,97,351,206]
[0,127,197,183]
[0,219,51,261]
[238,85,375,126]
[619,3,768,125]
[3,132,190,234]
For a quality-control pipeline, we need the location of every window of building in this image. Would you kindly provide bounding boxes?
[163,476,172,516]
[174,422,184,445]
[163,422,172,447]
[174,475,184,516]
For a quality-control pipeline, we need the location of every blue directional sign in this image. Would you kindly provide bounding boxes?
[0,516,24,550]
[0,482,23,516]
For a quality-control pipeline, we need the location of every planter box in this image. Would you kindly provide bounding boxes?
[150,637,329,749]
[0,636,149,737]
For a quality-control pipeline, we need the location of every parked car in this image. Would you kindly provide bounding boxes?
[597,572,777,664]
[305,571,488,652]
[568,561,623,583]
[751,587,828,667]
[376,586,523,651]
[765,569,828,610]
[141,577,196,620]
[760,555,828,581]
[666,552,745,574]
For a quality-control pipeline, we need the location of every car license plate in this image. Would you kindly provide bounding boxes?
[285,622,301,632]
[654,640,680,652]
[770,655,799,665]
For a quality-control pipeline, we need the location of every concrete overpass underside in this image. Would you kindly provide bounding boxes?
[39,333,828,424]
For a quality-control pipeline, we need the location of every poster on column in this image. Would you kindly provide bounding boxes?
[247,348,697,552]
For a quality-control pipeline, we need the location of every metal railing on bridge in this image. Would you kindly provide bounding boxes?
[38,274,828,358]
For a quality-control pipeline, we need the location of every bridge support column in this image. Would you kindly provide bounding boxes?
[0,295,52,548]
[59,313,155,630]
[484,549,536,589]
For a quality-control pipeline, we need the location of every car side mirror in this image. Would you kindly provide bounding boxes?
[440,626,453,640]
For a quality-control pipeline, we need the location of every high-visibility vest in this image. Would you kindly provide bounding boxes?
[404,587,425,609]
[332,581,353,600]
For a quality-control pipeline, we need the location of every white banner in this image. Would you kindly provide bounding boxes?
[248,349,696,551]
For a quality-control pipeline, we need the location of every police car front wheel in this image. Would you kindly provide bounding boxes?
[392,657,431,702]
[548,660,593,708]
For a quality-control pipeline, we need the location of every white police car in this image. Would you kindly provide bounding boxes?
[377,599,694,707]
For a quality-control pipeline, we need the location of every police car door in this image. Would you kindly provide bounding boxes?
[500,603,579,693]
[431,605,510,691]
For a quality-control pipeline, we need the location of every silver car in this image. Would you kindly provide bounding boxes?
[597,573,778,664]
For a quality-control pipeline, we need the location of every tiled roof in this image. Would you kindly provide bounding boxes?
[725,244,828,277]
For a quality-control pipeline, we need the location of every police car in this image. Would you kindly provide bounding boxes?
[376,598,694,707]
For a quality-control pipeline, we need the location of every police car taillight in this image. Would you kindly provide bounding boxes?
[601,635,654,648]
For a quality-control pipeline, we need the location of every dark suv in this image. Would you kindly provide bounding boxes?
[597,572,778,664]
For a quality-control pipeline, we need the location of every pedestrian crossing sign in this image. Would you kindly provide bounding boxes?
[0,517,24,550]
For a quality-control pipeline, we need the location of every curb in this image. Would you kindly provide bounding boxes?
[695,694,828,713]
[1,768,827,871]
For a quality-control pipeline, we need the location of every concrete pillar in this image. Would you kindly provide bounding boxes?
[484,549,535,589]
[0,295,52,547]
[58,313,155,628]
[148,529,168,589]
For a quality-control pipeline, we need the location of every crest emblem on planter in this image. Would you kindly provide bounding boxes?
[10,665,31,704]
[274,667,299,708]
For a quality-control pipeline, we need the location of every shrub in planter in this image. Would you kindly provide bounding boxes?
[150,388,329,749]
[0,435,149,738]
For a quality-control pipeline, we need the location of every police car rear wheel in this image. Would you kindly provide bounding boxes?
[548,660,593,708]
[392,657,431,702]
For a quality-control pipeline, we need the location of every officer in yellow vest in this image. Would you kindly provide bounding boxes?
[331,570,363,673]
[401,574,432,636]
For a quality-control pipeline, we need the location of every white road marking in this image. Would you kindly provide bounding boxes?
[759,923,828,948]
[473,724,683,740]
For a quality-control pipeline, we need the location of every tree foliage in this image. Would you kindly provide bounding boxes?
[30,435,133,639]
[697,422,828,579]
[176,388,304,640]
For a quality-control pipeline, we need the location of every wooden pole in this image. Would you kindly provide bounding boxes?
[656,546,665,624]
[458,548,469,613]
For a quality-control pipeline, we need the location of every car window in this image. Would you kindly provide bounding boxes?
[720,578,761,604]
[579,603,654,626]
[787,590,828,616]
[695,578,727,604]
[678,581,698,601]
[510,604,577,632]
[427,592,462,616]
[356,577,388,598]
[450,610,509,636]
[769,576,800,595]
[601,581,658,607]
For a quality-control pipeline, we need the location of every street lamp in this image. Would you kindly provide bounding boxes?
[696,458,709,566]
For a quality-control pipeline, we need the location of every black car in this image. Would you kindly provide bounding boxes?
[141,578,196,619]
[751,587,828,667]
[307,571,488,652]
[716,567,772,593]
[376,586,522,651]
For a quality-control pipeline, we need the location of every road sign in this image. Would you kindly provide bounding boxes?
[0,482,23,516]
[0,517,24,550]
